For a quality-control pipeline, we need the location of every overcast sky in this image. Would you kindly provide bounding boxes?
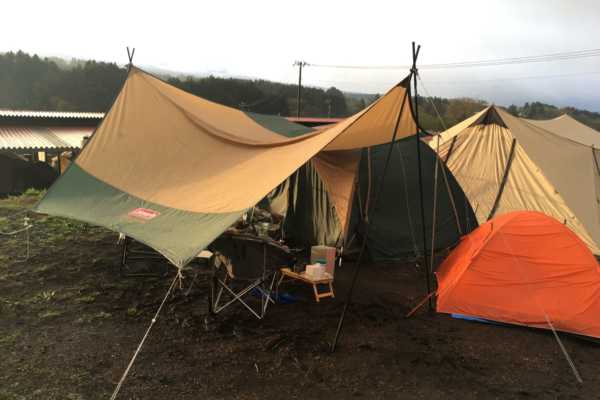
[2,0,600,110]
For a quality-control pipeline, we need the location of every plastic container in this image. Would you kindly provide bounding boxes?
[310,245,336,276]
[305,263,326,279]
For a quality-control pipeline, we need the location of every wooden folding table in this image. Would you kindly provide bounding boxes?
[277,267,334,302]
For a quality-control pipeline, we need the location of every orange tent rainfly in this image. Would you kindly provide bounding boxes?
[436,211,600,339]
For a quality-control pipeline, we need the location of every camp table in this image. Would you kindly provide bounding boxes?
[277,267,335,302]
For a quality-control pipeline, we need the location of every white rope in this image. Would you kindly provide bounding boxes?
[498,234,583,384]
[417,75,463,236]
[109,274,179,400]
[0,214,33,236]
[417,75,447,131]
[0,214,33,262]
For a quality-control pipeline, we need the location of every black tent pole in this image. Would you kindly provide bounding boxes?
[330,77,411,353]
[412,42,433,310]
[126,47,135,71]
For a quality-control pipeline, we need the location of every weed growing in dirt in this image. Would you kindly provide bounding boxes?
[0,332,20,347]
[75,293,98,304]
[38,310,63,319]
[0,189,45,209]
[126,306,139,317]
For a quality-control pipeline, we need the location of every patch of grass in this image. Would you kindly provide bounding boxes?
[0,332,19,347]
[127,306,139,317]
[0,189,44,209]
[75,294,97,304]
[37,290,56,302]
[94,311,112,319]
[38,310,62,319]
[32,264,52,274]
[0,389,27,400]
[76,311,112,324]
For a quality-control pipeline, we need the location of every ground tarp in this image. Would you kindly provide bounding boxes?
[35,67,417,267]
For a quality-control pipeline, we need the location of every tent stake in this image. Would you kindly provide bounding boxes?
[405,291,435,318]
[411,42,433,310]
[331,75,411,353]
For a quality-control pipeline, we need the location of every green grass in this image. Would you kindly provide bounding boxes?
[38,310,63,319]
[0,332,20,347]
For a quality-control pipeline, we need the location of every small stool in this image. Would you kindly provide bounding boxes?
[277,267,334,302]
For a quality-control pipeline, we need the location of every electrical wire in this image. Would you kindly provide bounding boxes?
[426,70,600,86]
[308,48,600,70]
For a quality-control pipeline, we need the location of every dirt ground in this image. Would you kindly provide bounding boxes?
[1,194,599,399]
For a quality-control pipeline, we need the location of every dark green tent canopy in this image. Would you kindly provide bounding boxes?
[347,136,476,261]
[264,133,476,261]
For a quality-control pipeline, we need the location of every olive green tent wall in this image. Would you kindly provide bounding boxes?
[272,134,477,260]
[347,136,476,261]
[283,160,342,247]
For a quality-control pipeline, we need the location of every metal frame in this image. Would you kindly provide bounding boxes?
[119,235,169,278]
[210,268,277,319]
[208,243,277,320]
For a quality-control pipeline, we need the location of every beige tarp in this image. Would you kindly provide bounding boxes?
[432,106,600,254]
[76,68,416,234]
[526,114,600,148]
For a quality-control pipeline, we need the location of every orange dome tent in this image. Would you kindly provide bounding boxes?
[436,211,600,338]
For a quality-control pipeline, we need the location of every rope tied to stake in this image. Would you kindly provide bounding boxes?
[109,273,179,400]
[0,212,33,262]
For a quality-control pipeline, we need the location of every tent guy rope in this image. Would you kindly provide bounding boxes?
[109,273,178,400]
[498,234,583,384]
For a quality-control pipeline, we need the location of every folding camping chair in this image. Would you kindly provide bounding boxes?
[208,233,293,319]
[118,234,169,277]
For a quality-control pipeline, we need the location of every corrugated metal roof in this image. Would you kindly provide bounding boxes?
[0,109,105,119]
[49,126,95,148]
[0,126,93,150]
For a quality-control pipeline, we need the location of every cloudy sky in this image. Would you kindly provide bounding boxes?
[2,0,600,110]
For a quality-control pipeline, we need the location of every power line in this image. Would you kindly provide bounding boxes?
[308,48,600,70]
[298,71,600,91]
[425,70,600,86]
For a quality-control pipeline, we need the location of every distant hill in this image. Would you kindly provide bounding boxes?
[1,51,600,132]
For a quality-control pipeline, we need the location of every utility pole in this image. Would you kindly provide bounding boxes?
[294,60,308,117]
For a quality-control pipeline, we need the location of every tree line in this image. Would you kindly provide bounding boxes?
[1,51,599,131]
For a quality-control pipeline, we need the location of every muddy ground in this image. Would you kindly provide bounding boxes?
[0,193,599,399]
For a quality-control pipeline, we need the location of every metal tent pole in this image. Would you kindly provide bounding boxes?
[330,78,411,353]
[412,42,433,310]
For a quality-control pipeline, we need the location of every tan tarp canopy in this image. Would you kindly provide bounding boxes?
[432,106,600,254]
[526,114,600,148]
[36,67,417,266]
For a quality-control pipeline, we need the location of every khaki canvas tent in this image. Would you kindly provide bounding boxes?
[431,106,600,255]
[35,67,424,267]
[526,114,600,147]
